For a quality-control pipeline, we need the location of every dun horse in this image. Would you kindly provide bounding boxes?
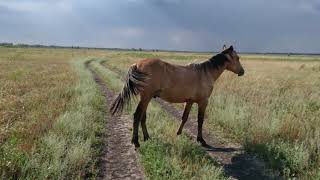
[110,46,245,148]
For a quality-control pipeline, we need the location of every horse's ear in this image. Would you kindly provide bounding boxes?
[222,44,227,51]
[229,45,233,51]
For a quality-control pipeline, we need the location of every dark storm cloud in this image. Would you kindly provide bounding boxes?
[0,0,319,53]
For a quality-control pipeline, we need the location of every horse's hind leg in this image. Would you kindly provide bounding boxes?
[132,102,143,148]
[177,102,193,135]
[132,97,151,148]
[141,112,150,141]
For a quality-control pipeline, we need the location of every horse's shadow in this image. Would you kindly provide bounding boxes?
[204,144,239,152]
[202,144,280,180]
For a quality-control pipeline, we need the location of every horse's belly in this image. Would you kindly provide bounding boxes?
[159,96,187,103]
[158,89,195,103]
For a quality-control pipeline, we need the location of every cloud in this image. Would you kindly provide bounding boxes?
[0,0,73,13]
[298,0,320,13]
[0,0,319,53]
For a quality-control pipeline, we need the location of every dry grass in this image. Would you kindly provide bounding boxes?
[20,58,105,179]
[1,47,319,178]
[0,47,109,145]
[0,48,108,178]
[0,49,76,149]
[208,60,320,177]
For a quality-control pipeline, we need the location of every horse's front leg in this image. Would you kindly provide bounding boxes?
[197,100,208,147]
[177,101,193,135]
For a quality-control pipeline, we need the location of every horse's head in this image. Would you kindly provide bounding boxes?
[222,45,245,76]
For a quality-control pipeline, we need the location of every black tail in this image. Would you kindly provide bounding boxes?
[110,64,148,116]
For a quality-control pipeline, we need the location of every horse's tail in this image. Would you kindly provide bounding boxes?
[110,64,148,116]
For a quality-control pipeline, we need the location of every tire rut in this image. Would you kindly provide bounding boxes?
[103,62,281,180]
[86,62,144,180]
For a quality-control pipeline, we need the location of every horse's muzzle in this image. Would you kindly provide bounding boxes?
[238,69,245,76]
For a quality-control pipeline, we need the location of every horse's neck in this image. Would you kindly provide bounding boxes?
[209,66,226,82]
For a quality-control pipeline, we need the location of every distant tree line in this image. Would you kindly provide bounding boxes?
[2,42,318,55]
[0,42,14,47]
[0,42,82,49]
[0,42,162,52]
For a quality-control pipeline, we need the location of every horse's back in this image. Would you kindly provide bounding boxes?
[136,58,172,79]
[135,58,206,102]
[136,58,166,71]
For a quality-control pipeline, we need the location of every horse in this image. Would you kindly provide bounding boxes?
[110,45,245,148]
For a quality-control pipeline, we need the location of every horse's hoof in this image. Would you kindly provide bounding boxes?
[131,139,140,148]
[197,137,208,147]
[177,131,182,135]
[144,136,150,141]
[134,143,140,149]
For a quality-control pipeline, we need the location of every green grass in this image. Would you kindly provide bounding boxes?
[89,59,226,180]
[138,104,225,180]
[1,48,78,178]
[2,47,319,179]
[0,58,105,179]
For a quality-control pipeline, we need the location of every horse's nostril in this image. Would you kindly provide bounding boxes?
[238,69,245,76]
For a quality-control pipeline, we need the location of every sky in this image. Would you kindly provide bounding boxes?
[0,0,319,53]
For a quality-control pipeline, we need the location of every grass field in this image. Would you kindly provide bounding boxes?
[1,47,319,179]
[0,48,107,178]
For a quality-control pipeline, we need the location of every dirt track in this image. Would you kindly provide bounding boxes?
[87,63,144,180]
[103,62,281,180]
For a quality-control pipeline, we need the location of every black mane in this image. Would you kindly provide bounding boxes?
[189,53,228,73]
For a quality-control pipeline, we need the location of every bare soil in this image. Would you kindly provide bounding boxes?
[88,64,144,180]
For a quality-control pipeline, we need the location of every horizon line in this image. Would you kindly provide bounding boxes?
[1,42,320,56]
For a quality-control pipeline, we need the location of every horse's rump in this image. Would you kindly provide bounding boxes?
[110,64,148,115]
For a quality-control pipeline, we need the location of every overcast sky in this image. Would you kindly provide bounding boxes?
[0,0,319,53]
